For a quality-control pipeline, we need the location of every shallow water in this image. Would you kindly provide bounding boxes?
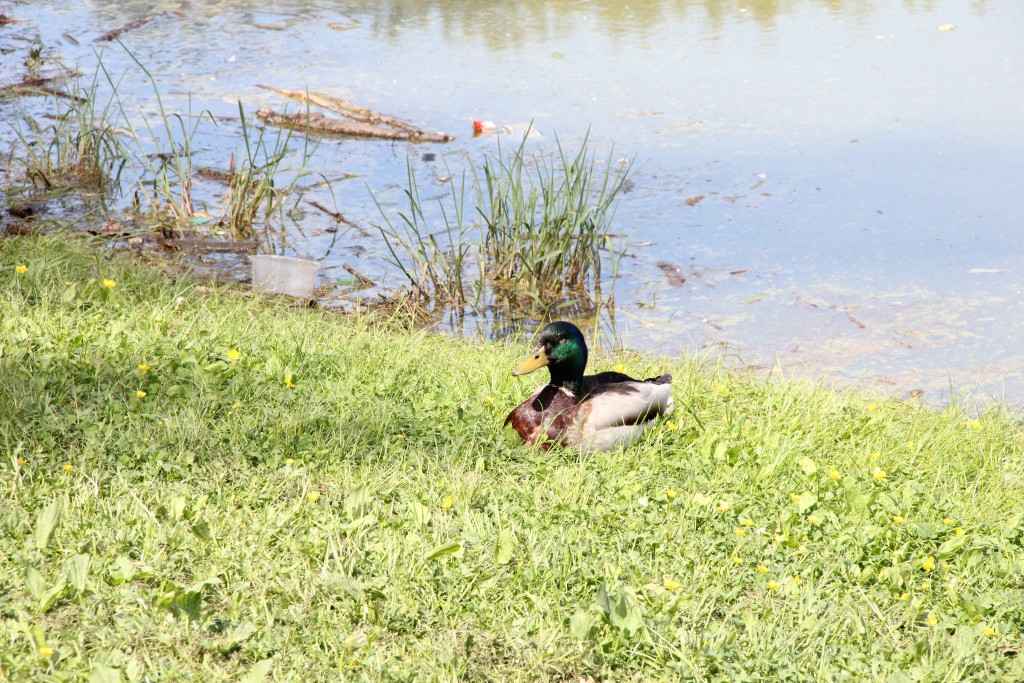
[4,0,1023,403]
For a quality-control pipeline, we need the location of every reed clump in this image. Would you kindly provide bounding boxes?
[372,130,630,310]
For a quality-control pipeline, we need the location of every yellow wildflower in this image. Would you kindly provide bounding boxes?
[872,468,886,482]
[969,420,982,431]
[545,464,553,472]
[735,528,747,538]
[285,458,294,466]
[482,396,494,405]
[102,278,117,289]
[227,348,241,361]
[395,434,405,441]
[732,555,742,565]
[138,364,150,372]
[773,533,786,543]
[666,488,678,499]
[807,515,821,526]
[232,401,241,409]
[789,493,801,504]
[756,564,769,573]
[684,543,692,551]
[869,451,879,462]
[927,614,938,626]
[717,499,730,512]
[136,390,147,399]
[983,625,997,637]
[943,518,955,526]
[38,645,54,657]
[663,578,681,591]
[867,404,878,413]
[306,491,320,502]
[893,515,905,524]
[614,363,625,373]
[17,458,26,466]
[665,421,678,431]
[440,496,454,510]
[828,468,841,481]
[955,527,965,536]
[285,372,296,388]
[766,580,780,590]
[921,580,931,590]
[16,265,28,274]
[713,382,728,394]
[899,592,910,602]
[739,516,754,527]
[63,464,73,473]
[922,556,936,572]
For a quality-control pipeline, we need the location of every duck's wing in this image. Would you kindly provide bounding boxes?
[575,376,673,451]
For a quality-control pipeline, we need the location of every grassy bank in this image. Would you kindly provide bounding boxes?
[2,236,1024,682]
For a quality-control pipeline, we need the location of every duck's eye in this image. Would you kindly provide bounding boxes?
[534,354,540,359]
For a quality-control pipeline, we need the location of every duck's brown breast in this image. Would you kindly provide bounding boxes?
[504,385,580,449]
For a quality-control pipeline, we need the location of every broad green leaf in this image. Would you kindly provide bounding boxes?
[936,534,969,558]
[690,492,711,508]
[797,456,817,476]
[569,609,594,641]
[161,590,202,622]
[795,491,817,514]
[844,483,868,524]
[409,499,431,529]
[39,575,67,612]
[170,496,186,520]
[345,484,370,521]
[25,566,46,602]
[88,664,123,683]
[191,520,212,542]
[34,499,62,551]
[241,659,274,683]
[65,553,91,592]
[609,587,645,636]
[424,542,461,561]
[596,583,612,617]
[108,556,136,585]
[494,529,515,566]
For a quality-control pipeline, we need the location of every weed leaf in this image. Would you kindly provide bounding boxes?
[34,499,62,551]
[88,664,122,683]
[569,609,595,641]
[346,483,371,521]
[408,499,431,529]
[241,659,274,683]
[844,483,868,524]
[65,553,91,592]
[494,529,515,566]
[795,491,817,514]
[798,456,817,476]
[425,542,461,561]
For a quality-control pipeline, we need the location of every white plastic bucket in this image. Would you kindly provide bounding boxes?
[251,255,319,299]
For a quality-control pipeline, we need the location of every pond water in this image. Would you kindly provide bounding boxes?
[4,0,1024,403]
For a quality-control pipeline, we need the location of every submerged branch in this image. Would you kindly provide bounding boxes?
[95,14,161,42]
[255,109,452,143]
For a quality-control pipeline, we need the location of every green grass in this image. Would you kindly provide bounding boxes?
[2,236,1024,682]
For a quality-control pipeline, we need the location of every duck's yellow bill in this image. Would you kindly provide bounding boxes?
[512,348,549,376]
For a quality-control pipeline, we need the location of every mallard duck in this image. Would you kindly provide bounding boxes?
[504,321,673,452]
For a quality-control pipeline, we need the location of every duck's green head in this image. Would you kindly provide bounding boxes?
[512,321,588,392]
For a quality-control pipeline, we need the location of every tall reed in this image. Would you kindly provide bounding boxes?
[371,130,631,310]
